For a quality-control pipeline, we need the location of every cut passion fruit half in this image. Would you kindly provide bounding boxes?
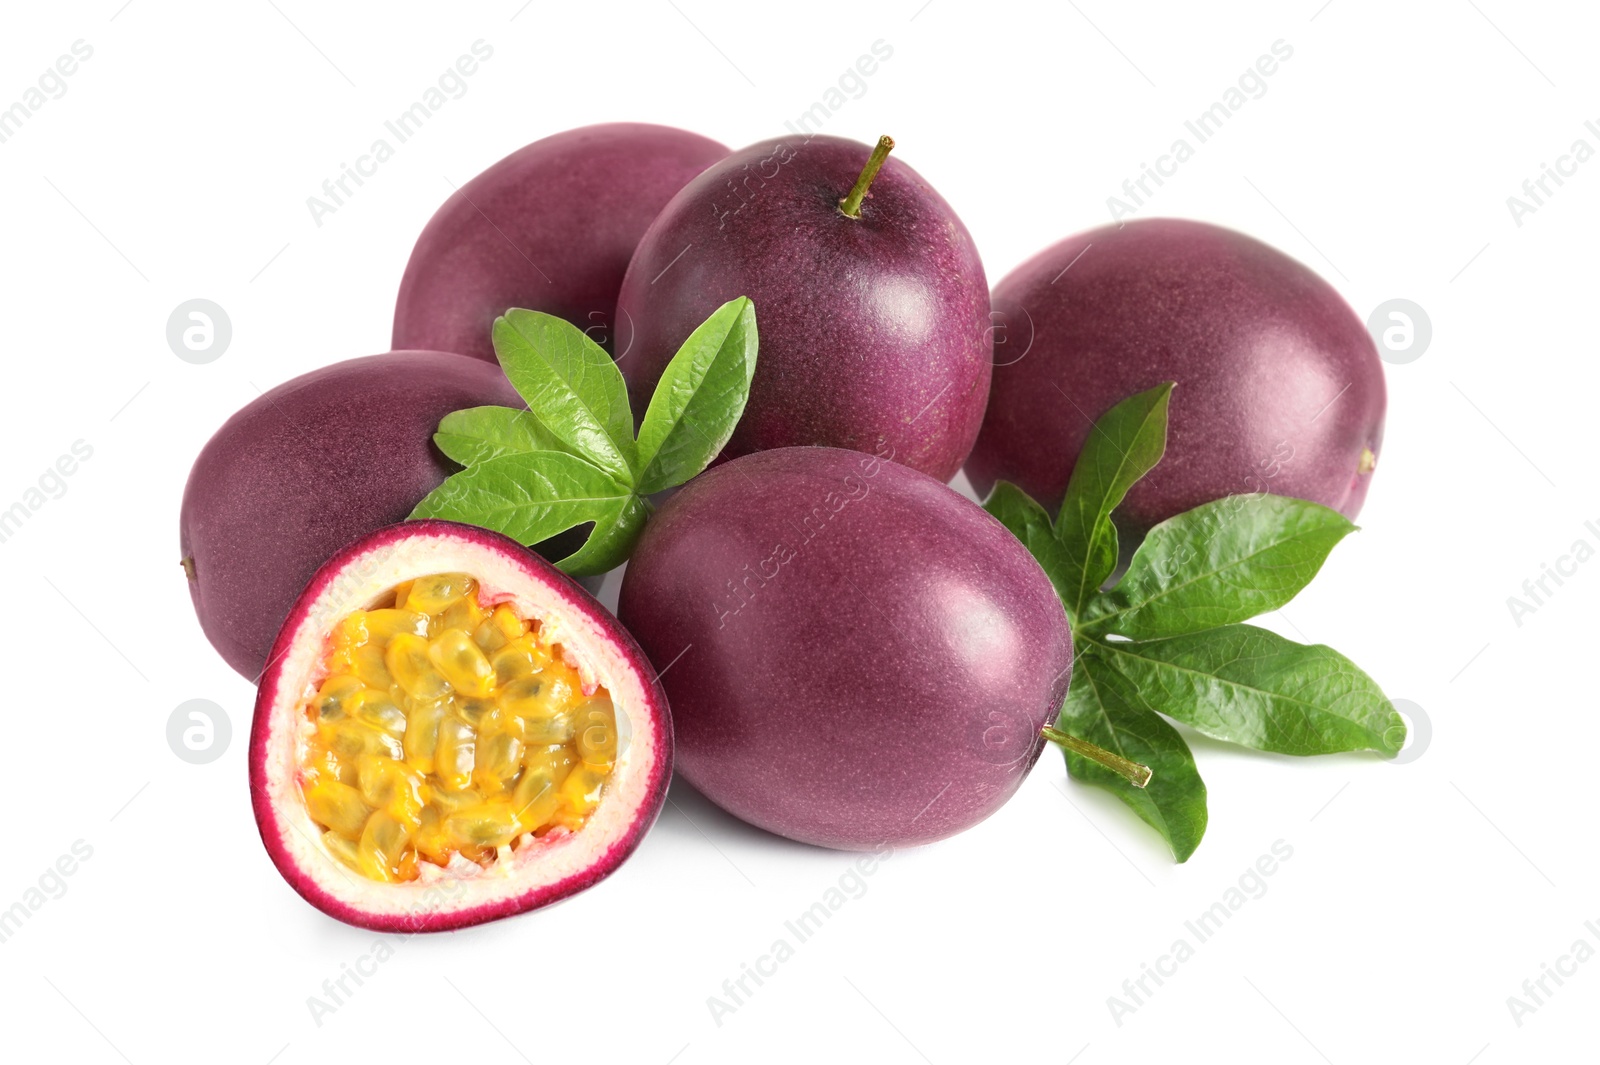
[251,520,670,931]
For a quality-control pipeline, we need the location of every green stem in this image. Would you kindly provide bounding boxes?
[1042,726,1153,788]
[838,135,895,218]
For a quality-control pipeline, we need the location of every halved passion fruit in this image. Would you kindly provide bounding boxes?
[251,520,670,931]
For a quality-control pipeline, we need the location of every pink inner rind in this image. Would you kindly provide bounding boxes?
[250,519,672,932]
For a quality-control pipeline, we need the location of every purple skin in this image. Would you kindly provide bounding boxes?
[392,123,729,362]
[179,351,521,680]
[967,218,1386,536]
[614,135,992,481]
[617,447,1074,850]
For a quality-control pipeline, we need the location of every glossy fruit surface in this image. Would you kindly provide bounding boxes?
[614,135,991,480]
[180,351,520,679]
[967,218,1385,535]
[252,520,670,931]
[393,123,729,362]
[618,447,1073,850]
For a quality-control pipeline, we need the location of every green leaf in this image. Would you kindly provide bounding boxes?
[1054,382,1173,620]
[983,481,1073,603]
[433,406,566,466]
[1060,651,1208,861]
[635,297,758,494]
[409,300,763,577]
[1089,625,1404,756]
[1081,495,1358,640]
[409,451,632,548]
[549,495,652,577]
[492,310,637,481]
[975,385,1398,862]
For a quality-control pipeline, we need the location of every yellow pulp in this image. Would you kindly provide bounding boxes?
[297,573,618,882]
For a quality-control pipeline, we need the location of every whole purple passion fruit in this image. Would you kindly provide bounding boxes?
[252,520,670,931]
[614,135,992,480]
[180,351,521,680]
[967,218,1386,536]
[393,123,729,362]
[617,446,1074,850]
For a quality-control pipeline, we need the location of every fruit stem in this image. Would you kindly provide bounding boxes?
[1042,726,1152,788]
[839,135,895,219]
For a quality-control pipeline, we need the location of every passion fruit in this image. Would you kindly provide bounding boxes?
[180,352,524,680]
[967,218,1386,537]
[617,446,1074,850]
[614,135,992,480]
[392,122,729,361]
[252,520,670,931]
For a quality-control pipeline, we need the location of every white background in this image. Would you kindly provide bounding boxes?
[2,1,1595,1061]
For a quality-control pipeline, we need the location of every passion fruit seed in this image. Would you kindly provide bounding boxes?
[298,572,618,882]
